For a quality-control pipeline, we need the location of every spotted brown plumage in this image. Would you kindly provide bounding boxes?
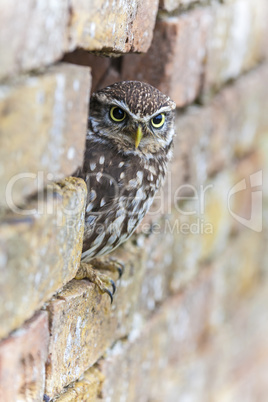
[73,81,176,301]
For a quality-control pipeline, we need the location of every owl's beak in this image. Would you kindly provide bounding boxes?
[135,125,143,148]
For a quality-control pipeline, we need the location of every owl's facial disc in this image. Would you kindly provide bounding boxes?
[90,81,176,154]
[106,102,170,148]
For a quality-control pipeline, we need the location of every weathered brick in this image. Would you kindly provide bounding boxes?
[168,170,233,292]
[99,252,268,401]
[68,0,159,54]
[210,229,266,330]
[0,311,49,402]
[51,367,104,402]
[146,63,268,227]
[228,153,264,235]
[45,242,146,397]
[256,132,268,200]
[0,2,69,80]
[137,220,174,312]
[0,1,159,80]
[207,283,268,401]
[63,51,111,93]
[175,63,268,187]
[0,63,90,209]
[203,0,268,99]
[0,177,86,339]
[160,0,208,12]
[169,132,268,292]
[121,9,211,107]
[98,269,214,402]
[219,64,268,158]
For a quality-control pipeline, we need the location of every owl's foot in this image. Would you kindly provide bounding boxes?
[90,257,125,279]
[75,262,116,303]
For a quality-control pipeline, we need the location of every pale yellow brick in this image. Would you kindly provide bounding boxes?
[0,2,69,80]
[208,283,268,401]
[210,229,266,330]
[0,177,86,339]
[170,133,268,292]
[0,311,49,402]
[138,223,174,312]
[228,153,264,234]
[68,0,159,54]
[203,0,268,98]
[0,1,159,79]
[99,270,214,402]
[0,63,90,208]
[45,242,146,397]
[51,367,104,402]
[169,170,233,292]
[99,254,268,401]
[257,132,268,200]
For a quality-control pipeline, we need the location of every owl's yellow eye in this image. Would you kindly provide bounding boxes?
[151,113,165,128]
[110,106,126,122]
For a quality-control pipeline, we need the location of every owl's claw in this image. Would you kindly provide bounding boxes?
[109,260,124,278]
[91,257,125,279]
[110,279,116,294]
[117,266,123,278]
[104,288,114,304]
[75,263,116,303]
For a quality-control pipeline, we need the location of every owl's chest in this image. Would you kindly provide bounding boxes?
[81,141,167,258]
[111,154,165,213]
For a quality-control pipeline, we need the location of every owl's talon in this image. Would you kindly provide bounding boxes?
[115,262,125,278]
[117,266,123,279]
[109,279,116,294]
[104,288,114,304]
[91,257,125,279]
[75,262,116,303]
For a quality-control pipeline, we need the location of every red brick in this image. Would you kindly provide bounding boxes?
[0,311,49,402]
[63,51,111,93]
[122,9,211,107]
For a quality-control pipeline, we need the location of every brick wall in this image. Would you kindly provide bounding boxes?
[1,1,268,401]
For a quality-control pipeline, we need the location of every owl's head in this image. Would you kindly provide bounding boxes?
[89,81,176,155]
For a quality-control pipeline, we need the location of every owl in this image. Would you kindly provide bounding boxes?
[74,81,176,301]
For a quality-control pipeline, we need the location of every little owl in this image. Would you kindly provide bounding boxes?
[74,81,176,302]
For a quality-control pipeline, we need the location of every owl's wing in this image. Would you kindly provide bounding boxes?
[75,141,124,216]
